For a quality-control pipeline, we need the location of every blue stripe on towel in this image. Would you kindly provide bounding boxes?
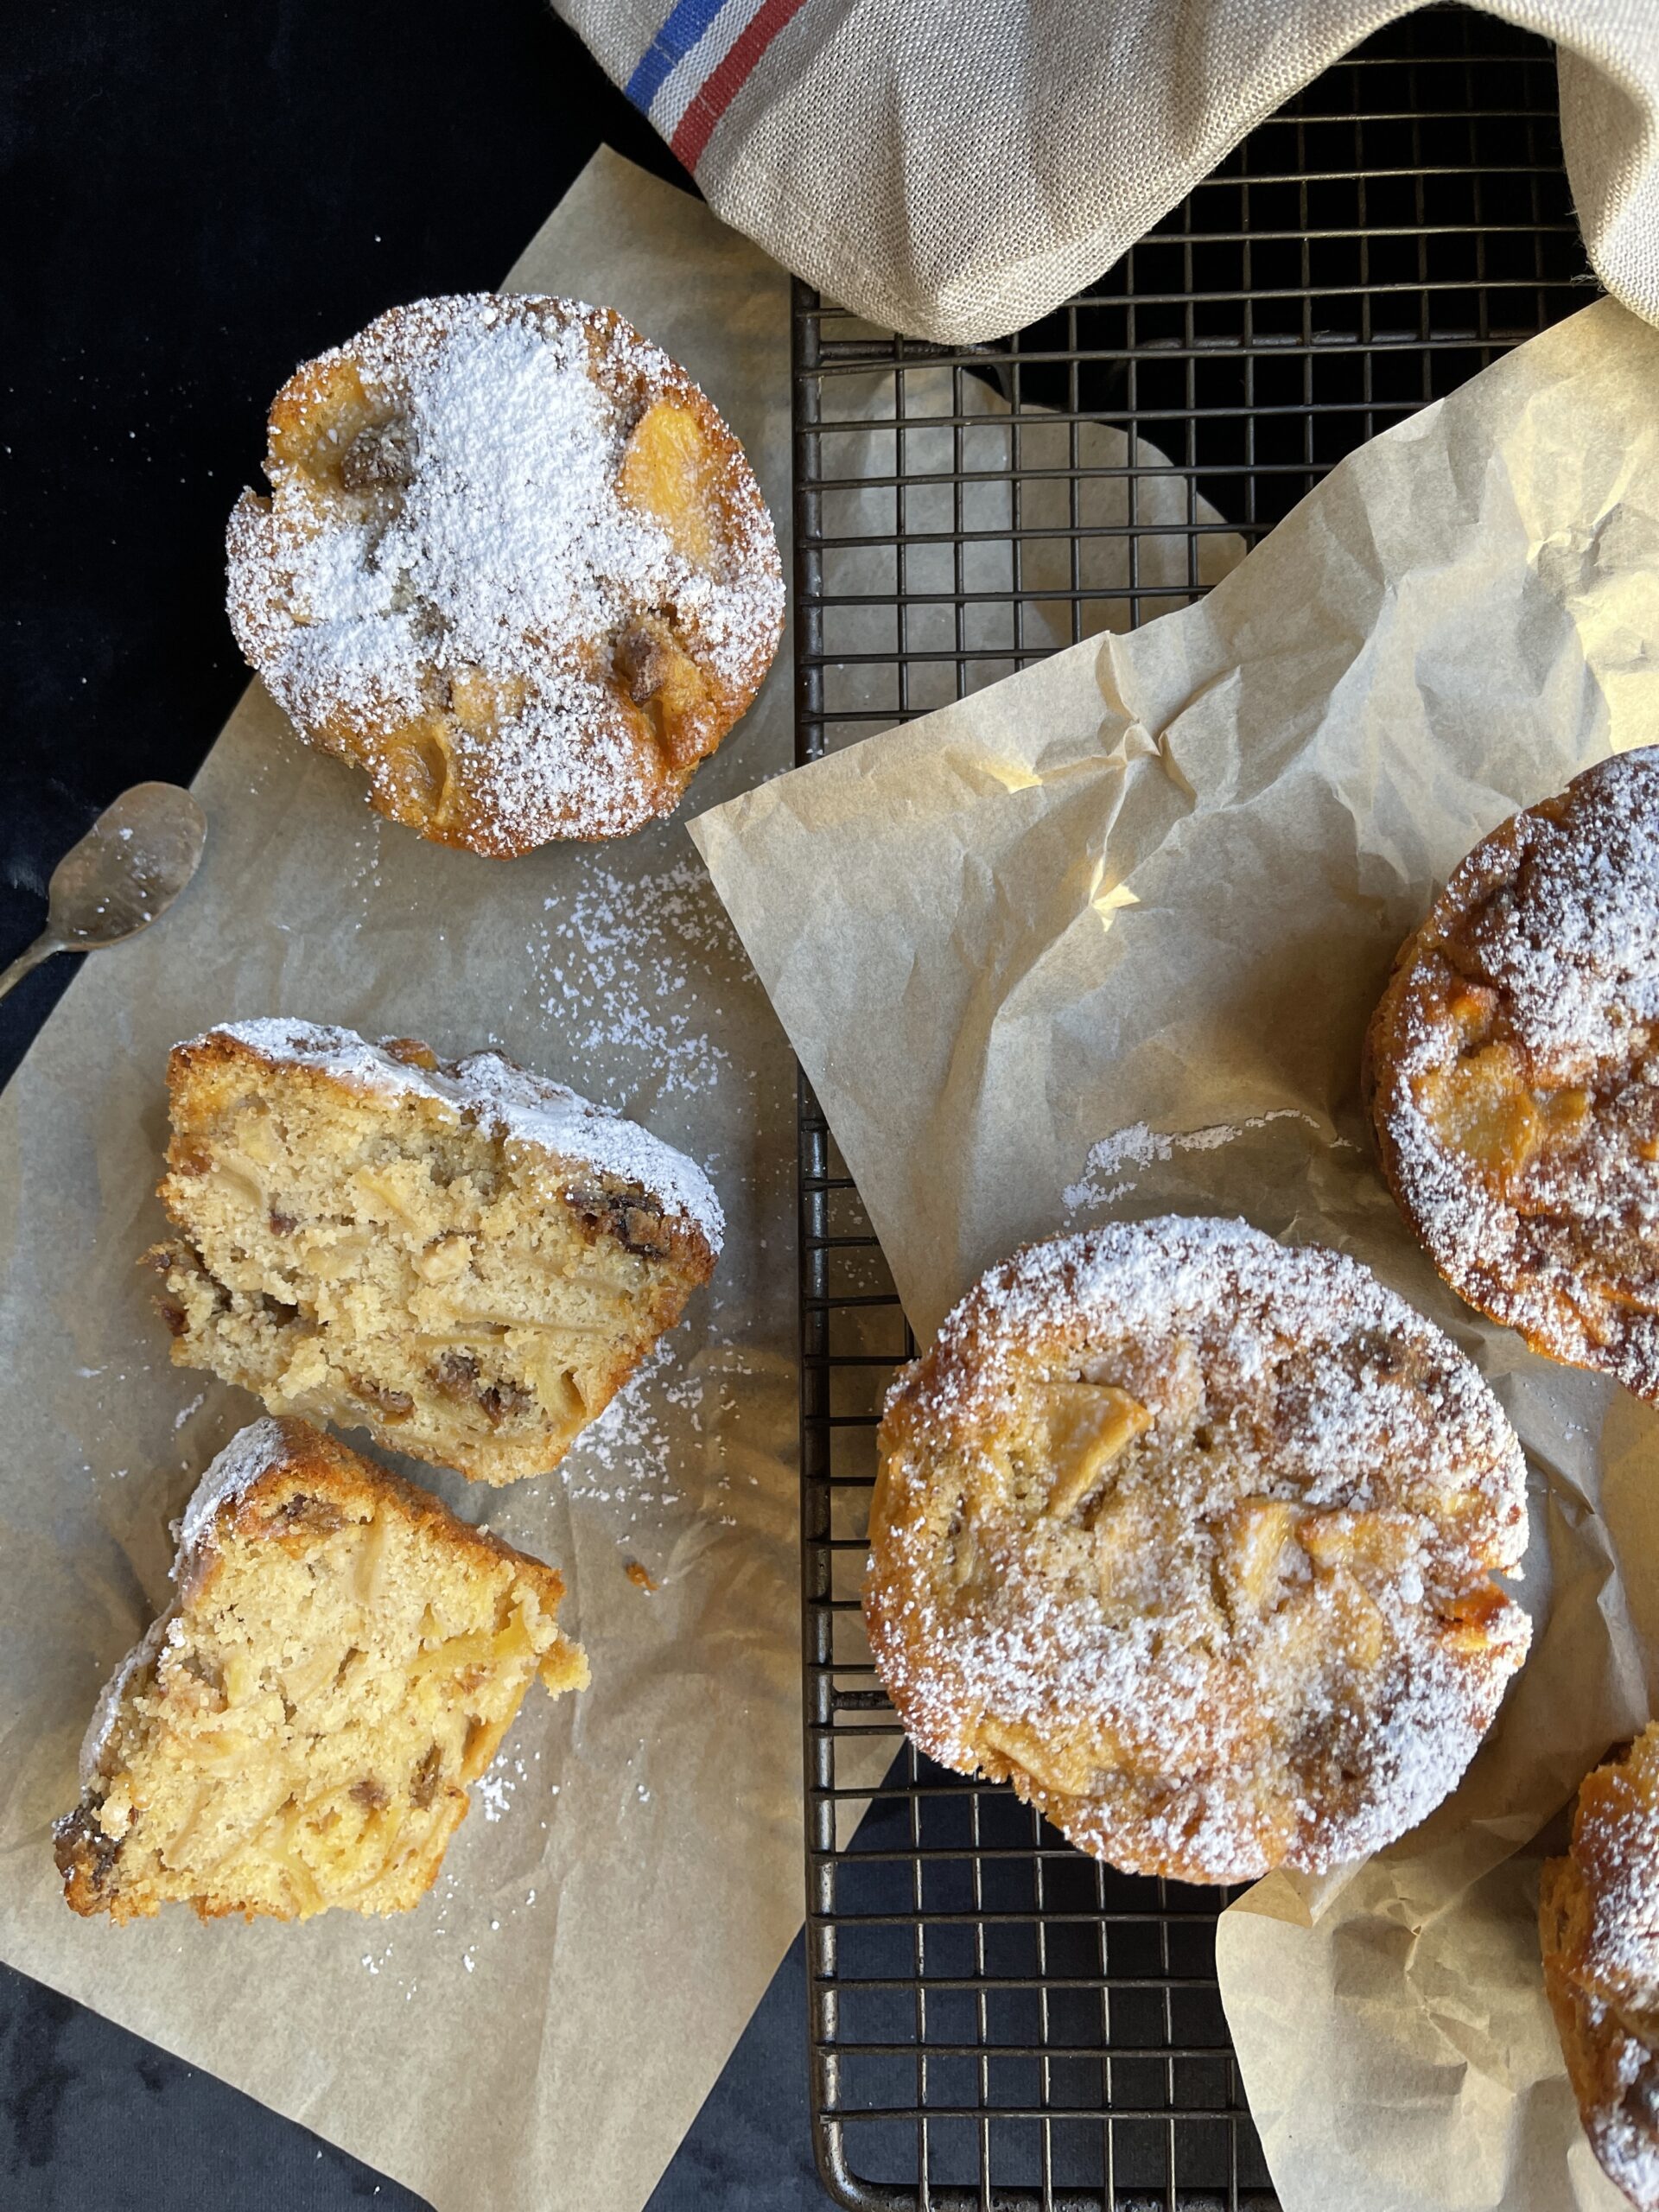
[625,0,733,112]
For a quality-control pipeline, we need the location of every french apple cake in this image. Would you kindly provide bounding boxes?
[226,292,784,854]
[866,1217,1531,1884]
[149,1020,721,1484]
[1366,747,1659,1400]
[1541,1725,1659,2210]
[55,1416,588,1923]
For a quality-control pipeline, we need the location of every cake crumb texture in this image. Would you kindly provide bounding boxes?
[149,1020,721,1485]
[55,1417,587,1923]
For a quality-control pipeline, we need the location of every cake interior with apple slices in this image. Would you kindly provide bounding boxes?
[55,1416,588,1923]
[149,1020,722,1484]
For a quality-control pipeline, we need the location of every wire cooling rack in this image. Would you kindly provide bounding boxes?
[792,10,1592,2209]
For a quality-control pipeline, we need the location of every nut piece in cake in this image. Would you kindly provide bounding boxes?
[866,1217,1531,1885]
[54,1417,588,1923]
[225,292,785,855]
[1365,746,1659,1401]
[1541,1725,1659,2211]
[149,1020,722,1485]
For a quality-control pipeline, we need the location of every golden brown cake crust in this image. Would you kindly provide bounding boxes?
[1365,747,1659,1401]
[226,292,784,855]
[149,1020,720,1484]
[1541,1726,1659,2211]
[866,1217,1531,1885]
[172,1416,572,1609]
[164,1021,722,1281]
[55,1417,588,1923]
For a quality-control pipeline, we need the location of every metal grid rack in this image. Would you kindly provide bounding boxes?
[793,10,1592,2209]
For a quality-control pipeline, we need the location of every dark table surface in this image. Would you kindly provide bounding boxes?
[2,3,829,2202]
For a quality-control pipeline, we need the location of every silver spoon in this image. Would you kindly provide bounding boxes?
[0,783,208,1005]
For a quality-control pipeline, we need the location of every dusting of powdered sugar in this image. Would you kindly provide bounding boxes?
[76,1615,173,1791]
[534,852,738,1098]
[76,1419,290,1789]
[1586,2064,1659,2212]
[556,1339,715,1516]
[196,1019,723,1249]
[177,1415,291,1557]
[451,1049,723,1248]
[226,294,784,842]
[868,1216,1531,1881]
[1376,748,1659,1395]
[1465,754,1659,1068]
[1575,1729,1659,1998]
[895,1217,1522,1520]
[1557,1727,1659,2209]
[1062,1110,1332,1213]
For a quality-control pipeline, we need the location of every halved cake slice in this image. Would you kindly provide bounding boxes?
[55,1416,588,1923]
[149,1020,722,1484]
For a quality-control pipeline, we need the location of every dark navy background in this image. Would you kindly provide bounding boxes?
[1,3,828,2202]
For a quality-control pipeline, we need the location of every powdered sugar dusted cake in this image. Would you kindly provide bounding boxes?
[1541,1725,1659,2210]
[226,293,784,855]
[1366,747,1659,1400]
[56,1417,587,1923]
[149,1020,721,1484]
[867,1217,1531,1884]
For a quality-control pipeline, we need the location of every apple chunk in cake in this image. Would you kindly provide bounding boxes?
[55,1417,588,1923]
[149,1020,722,1484]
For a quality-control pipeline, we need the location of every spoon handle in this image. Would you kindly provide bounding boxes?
[0,931,65,1006]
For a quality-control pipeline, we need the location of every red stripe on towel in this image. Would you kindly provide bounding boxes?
[670,0,810,169]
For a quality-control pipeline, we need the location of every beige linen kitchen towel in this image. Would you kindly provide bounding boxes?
[555,0,1657,341]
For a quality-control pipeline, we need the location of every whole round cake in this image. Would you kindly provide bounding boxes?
[226,294,784,855]
[1366,747,1659,1400]
[866,1217,1531,1883]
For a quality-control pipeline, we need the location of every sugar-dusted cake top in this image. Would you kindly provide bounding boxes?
[196,1018,723,1249]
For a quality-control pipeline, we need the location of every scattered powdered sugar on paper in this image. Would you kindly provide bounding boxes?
[1062,1110,1331,1213]
[471,1748,541,1827]
[553,1332,754,1550]
[559,1341,694,1514]
[475,1770,513,1824]
[197,1018,722,1248]
[869,1217,1531,1881]
[226,294,784,842]
[534,851,739,1100]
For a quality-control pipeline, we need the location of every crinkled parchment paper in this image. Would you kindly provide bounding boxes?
[0,151,802,2212]
[0,146,1257,2210]
[691,296,1659,2212]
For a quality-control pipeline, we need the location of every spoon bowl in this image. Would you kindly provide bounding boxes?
[48,782,208,949]
[0,783,207,1006]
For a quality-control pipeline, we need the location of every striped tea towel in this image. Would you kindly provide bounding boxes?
[555,0,1659,342]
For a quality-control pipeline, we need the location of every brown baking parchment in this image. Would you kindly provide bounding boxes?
[690,296,1659,2212]
[0,147,1261,2209]
[0,151,805,2212]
